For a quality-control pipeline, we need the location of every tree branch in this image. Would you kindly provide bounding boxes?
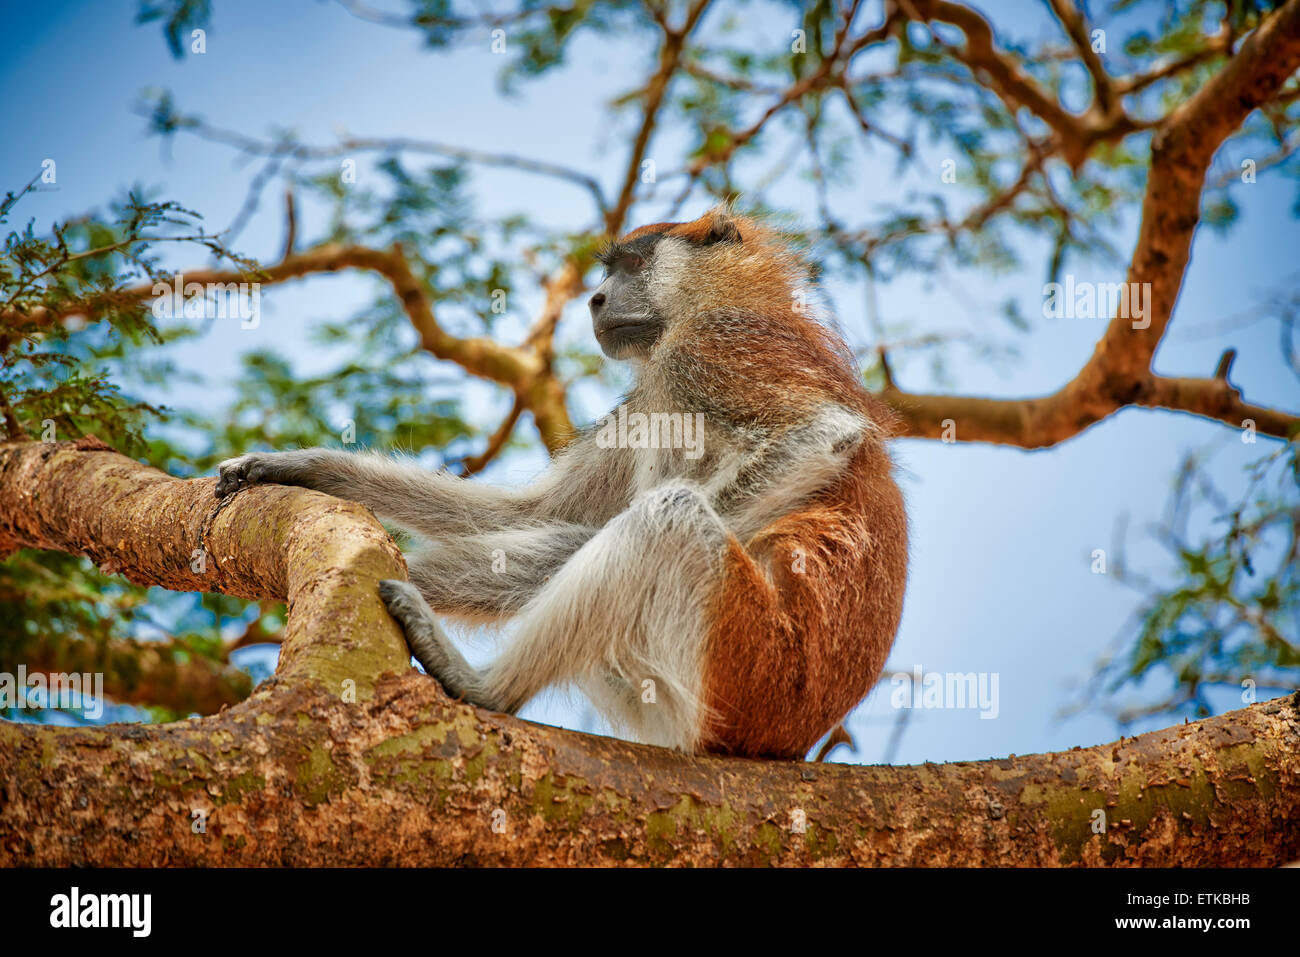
[1,243,576,453]
[1,668,1295,865]
[0,437,410,695]
[458,395,525,477]
[905,0,1145,170]
[1,436,1297,865]
[881,371,1299,447]
[144,113,610,219]
[879,0,1300,448]
[605,0,713,234]
[1045,0,1116,118]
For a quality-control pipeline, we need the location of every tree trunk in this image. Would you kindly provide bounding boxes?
[1,439,1297,866]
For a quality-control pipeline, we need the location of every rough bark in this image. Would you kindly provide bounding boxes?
[2,660,1297,866]
[0,437,411,694]
[0,439,1297,866]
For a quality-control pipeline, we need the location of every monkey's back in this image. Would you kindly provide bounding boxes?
[701,438,908,759]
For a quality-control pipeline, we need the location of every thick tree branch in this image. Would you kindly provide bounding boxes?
[0,438,410,694]
[0,436,1297,865]
[0,670,1295,865]
[1083,0,1300,387]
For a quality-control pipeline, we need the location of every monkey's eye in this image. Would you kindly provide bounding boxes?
[622,255,646,272]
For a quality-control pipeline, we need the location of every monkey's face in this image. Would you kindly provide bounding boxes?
[591,211,748,360]
[592,209,802,361]
[590,233,667,360]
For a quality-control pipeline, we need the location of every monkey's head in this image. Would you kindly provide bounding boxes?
[590,207,807,360]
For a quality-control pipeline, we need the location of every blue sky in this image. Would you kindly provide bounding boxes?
[2,0,1296,763]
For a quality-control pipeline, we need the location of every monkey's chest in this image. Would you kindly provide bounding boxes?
[628,444,716,496]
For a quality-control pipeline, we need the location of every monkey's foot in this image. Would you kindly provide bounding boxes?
[378,579,433,653]
[378,579,482,704]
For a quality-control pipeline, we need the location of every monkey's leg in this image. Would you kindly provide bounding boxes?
[215,448,530,536]
[380,481,731,751]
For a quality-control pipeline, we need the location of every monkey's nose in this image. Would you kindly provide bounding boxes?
[589,292,606,314]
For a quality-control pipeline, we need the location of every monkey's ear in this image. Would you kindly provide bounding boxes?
[705,214,742,245]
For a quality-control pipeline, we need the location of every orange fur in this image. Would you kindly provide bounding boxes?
[702,438,907,758]
[620,208,909,759]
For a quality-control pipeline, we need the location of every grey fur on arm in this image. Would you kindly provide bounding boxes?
[215,447,540,537]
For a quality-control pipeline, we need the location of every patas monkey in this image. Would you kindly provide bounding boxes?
[215,208,908,759]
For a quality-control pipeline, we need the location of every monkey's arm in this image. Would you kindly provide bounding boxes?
[407,522,597,620]
[215,448,534,536]
[214,438,630,538]
[708,404,869,536]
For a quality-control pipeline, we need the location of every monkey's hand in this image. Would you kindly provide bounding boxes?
[213,449,325,498]
[215,452,286,497]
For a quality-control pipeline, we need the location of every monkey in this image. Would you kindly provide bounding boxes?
[214,207,908,760]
